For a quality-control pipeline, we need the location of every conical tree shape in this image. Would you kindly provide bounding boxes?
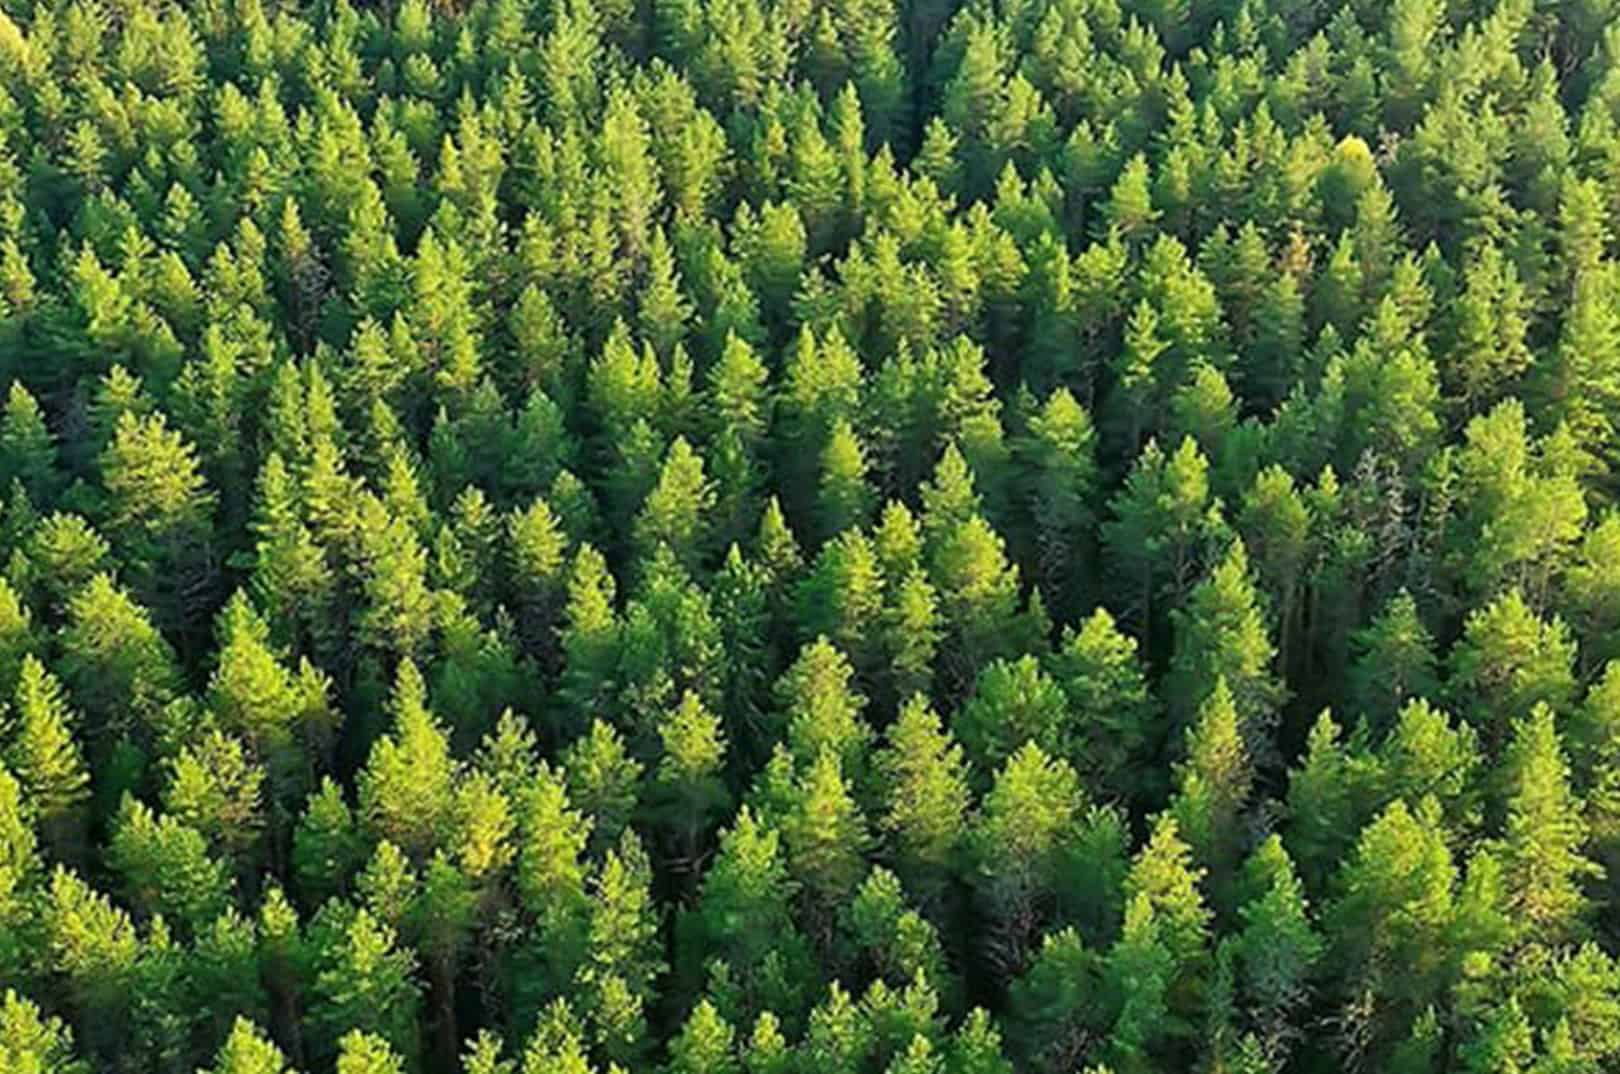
[7,655,89,844]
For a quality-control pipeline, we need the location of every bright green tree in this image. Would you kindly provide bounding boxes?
[6,655,88,855]
[1496,704,1603,943]
[199,1017,295,1074]
[357,660,457,859]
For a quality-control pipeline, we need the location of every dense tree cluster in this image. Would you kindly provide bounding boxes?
[2,0,1620,1071]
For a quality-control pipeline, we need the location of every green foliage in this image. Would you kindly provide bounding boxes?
[1497,705,1603,943]
[357,660,456,859]
[1449,588,1579,745]
[0,989,88,1074]
[310,907,420,1065]
[955,655,1069,775]
[1170,678,1252,897]
[199,1018,293,1074]
[1048,608,1157,803]
[1166,539,1286,757]
[0,4,1618,1072]
[7,656,89,847]
[876,695,971,898]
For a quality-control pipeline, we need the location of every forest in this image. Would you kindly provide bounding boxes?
[2,0,1620,1070]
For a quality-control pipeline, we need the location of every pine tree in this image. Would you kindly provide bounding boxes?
[847,867,954,999]
[1103,893,1173,1073]
[1282,711,1361,892]
[191,909,269,1043]
[107,795,233,930]
[1235,467,1309,668]
[955,655,1070,776]
[972,743,1085,975]
[708,333,772,451]
[1348,590,1441,732]
[1167,364,1237,470]
[293,778,364,908]
[517,762,593,921]
[1439,243,1532,415]
[743,1010,792,1074]
[354,497,437,661]
[335,1030,406,1074]
[886,1033,945,1074]
[1170,678,1252,902]
[1496,704,1602,943]
[1,989,90,1074]
[942,1009,1011,1074]
[1314,233,1364,337]
[782,326,864,499]
[774,637,871,772]
[460,1031,513,1074]
[99,408,218,635]
[1378,698,1482,827]
[639,228,694,359]
[59,573,184,740]
[582,828,664,1018]
[1166,539,1286,758]
[358,842,417,933]
[200,1018,295,1074]
[922,450,1026,684]
[884,568,943,704]
[1101,437,1212,650]
[1534,264,1620,462]
[0,765,39,979]
[246,455,338,661]
[1564,513,1620,673]
[1232,837,1322,1062]
[23,512,110,612]
[310,908,420,1066]
[1016,387,1098,614]
[558,544,622,730]
[208,591,331,795]
[738,201,808,331]
[799,979,874,1073]
[755,496,805,587]
[412,852,479,1072]
[796,530,885,672]
[1122,815,1211,1011]
[1048,608,1158,804]
[1328,798,1456,1052]
[357,660,457,859]
[38,866,140,1047]
[0,578,34,706]
[876,694,971,901]
[685,807,812,1026]
[669,999,739,1074]
[0,382,58,504]
[563,719,643,854]
[100,409,215,536]
[6,655,88,854]
[816,419,876,541]
[1449,588,1578,747]
[711,546,772,748]
[1109,302,1171,451]
[1103,155,1160,240]
[634,436,716,570]
[783,748,872,929]
[162,730,265,870]
[652,691,731,876]
[1450,400,1586,602]
[1005,927,1101,1074]
[452,769,515,886]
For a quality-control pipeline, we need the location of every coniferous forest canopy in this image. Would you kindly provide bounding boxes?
[7,0,1620,1071]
